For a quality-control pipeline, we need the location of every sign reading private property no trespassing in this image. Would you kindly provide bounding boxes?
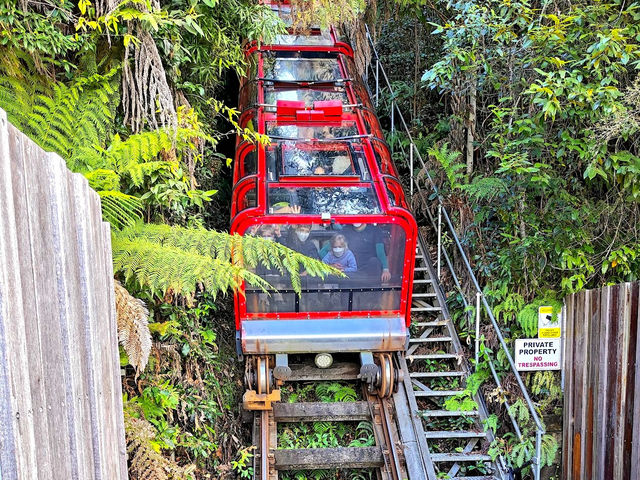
[514,338,561,371]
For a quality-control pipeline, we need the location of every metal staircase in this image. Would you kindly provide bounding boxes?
[407,237,506,479]
[364,25,545,480]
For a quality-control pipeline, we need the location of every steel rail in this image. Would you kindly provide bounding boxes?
[365,24,545,480]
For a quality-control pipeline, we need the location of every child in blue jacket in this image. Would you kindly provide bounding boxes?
[322,234,357,273]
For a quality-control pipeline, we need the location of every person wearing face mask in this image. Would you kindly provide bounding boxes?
[282,224,318,260]
[321,234,357,273]
[319,223,390,282]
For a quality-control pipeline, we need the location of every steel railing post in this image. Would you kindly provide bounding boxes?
[535,428,542,480]
[410,143,414,197]
[391,101,395,151]
[475,292,481,368]
[375,60,380,107]
[437,204,442,279]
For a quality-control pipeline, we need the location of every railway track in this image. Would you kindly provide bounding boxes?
[251,354,435,480]
[246,235,506,480]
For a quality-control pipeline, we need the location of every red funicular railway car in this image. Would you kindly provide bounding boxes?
[232,2,417,408]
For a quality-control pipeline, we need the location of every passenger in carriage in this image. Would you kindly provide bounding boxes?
[281,224,318,261]
[344,223,391,283]
[318,223,390,283]
[321,234,357,273]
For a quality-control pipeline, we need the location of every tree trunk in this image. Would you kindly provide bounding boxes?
[466,79,477,178]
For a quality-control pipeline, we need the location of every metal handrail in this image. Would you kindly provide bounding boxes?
[365,24,545,480]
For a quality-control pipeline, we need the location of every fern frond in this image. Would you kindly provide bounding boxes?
[116,223,340,290]
[112,224,340,301]
[114,281,151,375]
[124,408,189,480]
[112,234,270,301]
[461,176,508,201]
[98,191,143,230]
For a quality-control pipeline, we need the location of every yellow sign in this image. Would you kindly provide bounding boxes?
[538,306,561,338]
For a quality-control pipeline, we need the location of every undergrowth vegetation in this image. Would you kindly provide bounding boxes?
[373,0,640,475]
[3,0,638,476]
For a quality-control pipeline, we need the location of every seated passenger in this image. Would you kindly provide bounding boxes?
[322,234,357,273]
[281,225,318,261]
[319,223,390,282]
[345,223,391,282]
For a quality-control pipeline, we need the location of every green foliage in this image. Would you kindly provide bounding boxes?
[516,298,562,337]
[112,223,340,300]
[315,383,358,403]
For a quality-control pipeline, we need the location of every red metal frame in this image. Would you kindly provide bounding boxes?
[231,19,417,335]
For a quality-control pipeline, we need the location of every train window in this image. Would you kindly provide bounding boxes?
[384,177,408,209]
[360,109,384,139]
[266,140,370,180]
[268,186,380,215]
[242,222,407,313]
[266,122,358,139]
[236,146,257,180]
[264,86,348,105]
[263,55,342,82]
[370,139,399,177]
[232,178,257,217]
[239,82,259,111]
[274,33,334,46]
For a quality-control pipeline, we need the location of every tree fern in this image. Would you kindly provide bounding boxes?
[124,408,189,480]
[112,224,340,301]
[115,280,151,375]
[461,176,509,201]
[99,191,144,230]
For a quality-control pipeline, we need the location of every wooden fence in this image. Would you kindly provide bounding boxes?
[563,282,640,479]
[0,109,127,479]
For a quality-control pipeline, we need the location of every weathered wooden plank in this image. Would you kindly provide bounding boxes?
[0,109,125,480]
[623,283,638,480]
[564,282,640,480]
[59,165,96,480]
[273,401,370,422]
[562,293,574,480]
[631,283,640,480]
[288,362,360,381]
[25,144,78,479]
[5,118,52,480]
[274,447,383,470]
[0,107,39,480]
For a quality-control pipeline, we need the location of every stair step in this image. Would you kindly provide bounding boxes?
[424,430,487,439]
[408,353,459,360]
[453,476,498,480]
[412,292,437,298]
[431,453,492,462]
[419,410,479,417]
[413,389,464,397]
[413,279,433,284]
[410,371,465,378]
[414,267,430,272]
[411,307,441,312]
[412,321,447,327]
[409,337,452,343]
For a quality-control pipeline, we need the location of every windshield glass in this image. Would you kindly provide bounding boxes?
[268,186,379,215]
[263,55,342,82]
[243,222,407,313]
[264,86,348,105]
[266,122,359,139]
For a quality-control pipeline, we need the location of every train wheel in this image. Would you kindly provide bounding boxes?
[378,353,395,398]
[256,356,270,396]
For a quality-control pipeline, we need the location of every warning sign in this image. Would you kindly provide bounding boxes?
[538,306,561,338]
[515,338,561,371]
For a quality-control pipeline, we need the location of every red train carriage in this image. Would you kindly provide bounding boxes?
[232,2,417,406]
